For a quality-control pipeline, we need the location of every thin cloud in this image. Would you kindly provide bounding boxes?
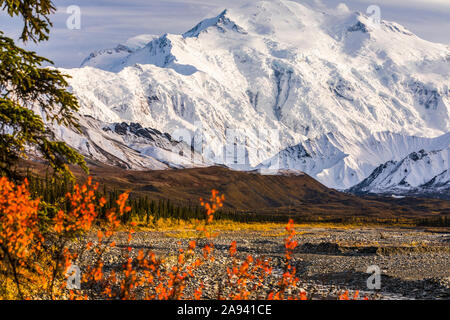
[353,0,450,12]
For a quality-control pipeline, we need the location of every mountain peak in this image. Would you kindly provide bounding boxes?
[182,9,246,38]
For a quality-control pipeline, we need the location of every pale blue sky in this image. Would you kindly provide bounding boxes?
[1,0,449,68]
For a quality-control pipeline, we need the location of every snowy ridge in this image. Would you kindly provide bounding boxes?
[183,9,247,38]
[50,115,208,170]
[57,0,449,193]
[349,147,450,198]
[259,132,450,189]
[80,34,159,70]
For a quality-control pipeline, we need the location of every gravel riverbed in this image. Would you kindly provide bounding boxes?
[80,226,450,300]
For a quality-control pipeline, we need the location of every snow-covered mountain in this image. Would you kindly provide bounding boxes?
[50,115,208,170]
[56,0,449,194]
[258,132,450,189]
[349,146,450,199]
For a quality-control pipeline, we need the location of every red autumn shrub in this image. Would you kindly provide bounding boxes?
[0,177,366,300]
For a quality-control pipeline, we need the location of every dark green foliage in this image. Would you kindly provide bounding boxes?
[25,170,73,231]
[1,0,55,43]
[417,216,450,227]
[0,0,87,180]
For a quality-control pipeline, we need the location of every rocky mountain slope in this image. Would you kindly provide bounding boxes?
[349,146,450,199]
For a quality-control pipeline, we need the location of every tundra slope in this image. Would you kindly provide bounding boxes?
[56,0,449,192]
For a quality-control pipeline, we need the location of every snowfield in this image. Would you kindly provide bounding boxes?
[55,0,449,195]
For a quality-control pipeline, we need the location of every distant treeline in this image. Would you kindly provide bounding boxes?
[416,216,450,227]
[25,172,450,227]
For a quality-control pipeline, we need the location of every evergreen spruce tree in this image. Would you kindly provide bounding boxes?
[0,0,87,179]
